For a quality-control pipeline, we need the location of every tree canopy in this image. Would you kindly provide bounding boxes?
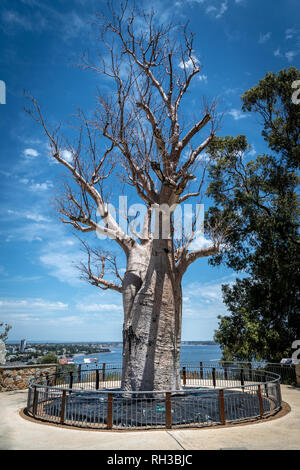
[0,323,11,343]
[208,67,300,362]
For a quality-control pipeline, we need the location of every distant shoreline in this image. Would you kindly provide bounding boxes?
[6,340,217,345]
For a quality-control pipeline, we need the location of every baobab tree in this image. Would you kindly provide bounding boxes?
[28,3,226,392]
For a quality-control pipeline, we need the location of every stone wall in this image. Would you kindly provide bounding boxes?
[0,363,57,392]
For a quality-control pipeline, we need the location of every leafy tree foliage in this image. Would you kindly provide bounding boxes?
[0,323,11,343]
[242,67,300,168]
[37,352,59,364]
[207,68,300,362]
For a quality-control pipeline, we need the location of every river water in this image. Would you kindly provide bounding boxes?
[73,343,222,366]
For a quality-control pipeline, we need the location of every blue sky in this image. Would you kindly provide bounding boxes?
[0,0,299,342]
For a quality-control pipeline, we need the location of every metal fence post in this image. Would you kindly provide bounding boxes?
[33,386,38,418]
[96,369,100,390]
[276,382,282,407]
[107,393,113,429]
[60,390,67,424]
[182,367,186,386]
[78,364,82,383]
[200,361,203,380]
[240,368,245,388]
[219,389,226,425]
[212,367,216,388]
[224,366,228,381]
[69,371,73,390]
[262,371,269,397]
[257,385,264,417]
[165,392,172,429]
[102,363,106,382]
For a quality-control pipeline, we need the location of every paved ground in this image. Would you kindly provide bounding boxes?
[0,385,299,450]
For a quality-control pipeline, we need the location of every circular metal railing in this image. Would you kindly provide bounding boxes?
[25,362,282,430]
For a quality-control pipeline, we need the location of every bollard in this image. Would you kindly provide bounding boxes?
[165,392,172,429]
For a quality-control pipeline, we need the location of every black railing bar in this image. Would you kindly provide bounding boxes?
[28,376,280,395]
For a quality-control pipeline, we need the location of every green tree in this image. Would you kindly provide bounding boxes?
[207,67,300,362]
[0,323,11,343]
[37,352,59,364]
[242,67,300,168]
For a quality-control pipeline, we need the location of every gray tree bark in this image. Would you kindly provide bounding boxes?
[121,239,182,391]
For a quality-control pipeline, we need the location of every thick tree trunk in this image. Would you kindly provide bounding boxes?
[121,239,182,391]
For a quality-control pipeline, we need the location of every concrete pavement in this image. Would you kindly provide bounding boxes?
[0,385,299,450]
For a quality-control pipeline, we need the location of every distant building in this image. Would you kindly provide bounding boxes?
[20,339,27,352]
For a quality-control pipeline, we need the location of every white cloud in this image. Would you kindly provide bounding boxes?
[24,212,49,222]
[205,1,228,19]
[189,234,213,251]
[0,298,68,311]
[179,55,200,70]
[39,237,85,286]
[258,32,271,44]
[228,108,248,120]
[24,148,39,158]
[274,48,282,57]
[2,10,33,31]
[76,303,123,313]
[216,1,228,18]
[285,50,298,62]
[248,146,256,157]
[6,209,50,222]
[10,275,42,282]
[206,5,217,14]
[181,276,236,320]
[61,149,73,163]
[40,251,80,286]
[198,74,208,82]
[29,181,53,191]
[19,178,29,184]
[4,218,64,243]
[285,28,297,40]
[224,87,243,95]
[2,3,92,41]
